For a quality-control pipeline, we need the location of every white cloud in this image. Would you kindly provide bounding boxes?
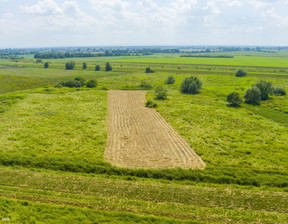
[3,13,13,18]
[21,0,63,15]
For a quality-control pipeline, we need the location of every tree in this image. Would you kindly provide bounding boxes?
[105,62,112,71]
[95,65,100,71]
[146,67,155,73]
[74,76,85,86]
[244,87,261,104]
[165,75,175,84]
[155,85,168,100]
[180,76,202,94]
[227,92,242,106]
[82,62,87,69]
[86,80,97,88]
[65,61,75,70]
[235,69,247,77]
[44,62,49,68]
[254,80,273,100]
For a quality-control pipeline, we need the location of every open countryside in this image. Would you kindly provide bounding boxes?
[0,46,287,223]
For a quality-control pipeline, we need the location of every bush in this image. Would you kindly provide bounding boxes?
[227,92,242,106]
[82,62,87,69]
[165,75,175,84]
[180,76,202,94]
[62,80,82,88]
[139,81,152,89]
[244,87,261,104]
[254,80,273,100]
[273,88,286,96]
[145,100,157,108]
[86,80,97,88]
[44,62,49,68]
[74,76,86,86]
[65,61,75,70]
[105,62,112,71]
[235,69,247,77]
[155,85,168,100]
[146,67,155,73]
[95,65,100,71]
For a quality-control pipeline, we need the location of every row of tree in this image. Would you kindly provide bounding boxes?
[44,62,113,71]
[55,76,97,88]
[227,81,286,106]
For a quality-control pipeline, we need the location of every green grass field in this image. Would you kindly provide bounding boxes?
[0,52,287,223]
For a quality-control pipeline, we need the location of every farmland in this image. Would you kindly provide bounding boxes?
[0,51,288,223]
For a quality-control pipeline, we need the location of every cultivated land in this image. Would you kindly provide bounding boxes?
[106,90,205,169]
[0,51,287,223]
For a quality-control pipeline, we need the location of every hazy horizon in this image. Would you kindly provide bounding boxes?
[1,0,288,48]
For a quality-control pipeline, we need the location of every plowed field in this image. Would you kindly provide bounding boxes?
[105,90,206,169]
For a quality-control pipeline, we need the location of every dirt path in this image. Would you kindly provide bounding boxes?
[105,90,206,169]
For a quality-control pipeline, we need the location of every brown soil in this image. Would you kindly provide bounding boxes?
[105,90,206,169]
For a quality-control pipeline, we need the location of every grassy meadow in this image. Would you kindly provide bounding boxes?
[0,52,287,223]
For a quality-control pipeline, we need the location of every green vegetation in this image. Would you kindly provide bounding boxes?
[235,69,247,77]
[44,62,49,69]
[165,75,175,84]
[95,64,100,71]
[146,67,155,73]
[273,87,286,96]
[82,62,87,70]
[155,85,168,100]
[255,80,273,100]
[0,51,288,223]
[226,92,242,106]
[244,87,261,104]
[65,61,75,70]
[145,100,158,108]
[105,62,112,71]
[86,80,97,88]
[180,76,202,94]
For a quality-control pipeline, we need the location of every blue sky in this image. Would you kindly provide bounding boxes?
[0,0,288,48]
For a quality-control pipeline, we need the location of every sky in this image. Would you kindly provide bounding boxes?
[0,0,288,48]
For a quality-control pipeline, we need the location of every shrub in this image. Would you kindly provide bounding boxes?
[180,76,202,94]
[44,62,49,68]
[235,69,247,77]
[74,76,86,85]
[145,100,157,108]
[227,92,242,106]
[86,80,97,88]
[146,67,155,73]
[65,61,75,70]
[254,80,273,100]
[82,62,87,69]
[273,88,286,96]
[62,80,82,88]
[165,75,175,84]
[95,65,100,71]
[244,87,261,104]
[139,81,152,89]
[155,85,168,100]
[105,62,112,71]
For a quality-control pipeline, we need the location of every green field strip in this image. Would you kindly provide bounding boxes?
[0,197,195,224]
[0,169,287,214]
[0,186,287,223]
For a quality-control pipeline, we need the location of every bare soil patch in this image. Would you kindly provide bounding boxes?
[105,90,206,169]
